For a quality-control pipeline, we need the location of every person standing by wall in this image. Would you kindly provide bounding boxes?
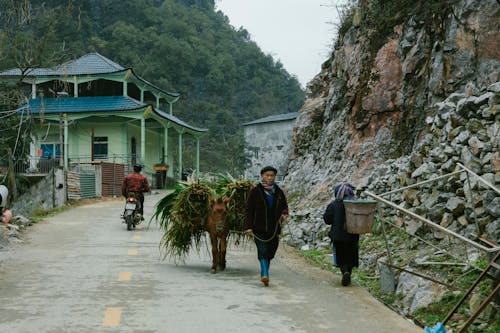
[323,182,359,286]
[244,166,288,287]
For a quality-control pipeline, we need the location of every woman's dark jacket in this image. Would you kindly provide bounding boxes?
[323,200,359,243]
[244,183,288,235]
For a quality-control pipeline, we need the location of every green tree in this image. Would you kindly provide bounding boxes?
[0,0,72,198]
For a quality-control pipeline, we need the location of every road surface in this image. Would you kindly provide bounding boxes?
[0,191,423,333]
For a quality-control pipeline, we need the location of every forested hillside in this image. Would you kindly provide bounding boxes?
[0,0,305,174]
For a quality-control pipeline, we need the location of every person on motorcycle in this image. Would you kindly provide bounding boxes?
[121,164,150,219]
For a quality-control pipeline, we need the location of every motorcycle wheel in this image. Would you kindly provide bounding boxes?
[126,215,133,231]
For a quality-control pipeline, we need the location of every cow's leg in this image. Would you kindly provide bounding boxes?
[218,233,227,270]
[210,232,218,273]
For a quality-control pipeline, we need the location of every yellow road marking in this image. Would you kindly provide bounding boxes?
[132,235,141,240]
[102,307,122,326]
[119,272,132,281]
[128,249,138,255]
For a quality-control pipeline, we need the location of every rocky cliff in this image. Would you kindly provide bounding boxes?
[283,0,499,249]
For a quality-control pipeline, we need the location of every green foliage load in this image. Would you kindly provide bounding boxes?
[153,182,211,260]
[212,174,253,232]
[153,175,253,261]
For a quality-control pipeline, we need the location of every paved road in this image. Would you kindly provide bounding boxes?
[0,191,423,333]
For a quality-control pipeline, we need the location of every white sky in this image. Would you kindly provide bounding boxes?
[215,0,345,88]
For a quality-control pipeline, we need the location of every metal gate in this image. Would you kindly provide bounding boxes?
[101,162,124,196]
[80,173,96,199]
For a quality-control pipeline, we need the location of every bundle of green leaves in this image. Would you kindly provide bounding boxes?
[153,175,254,261]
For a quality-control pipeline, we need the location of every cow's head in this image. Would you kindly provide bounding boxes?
[211,197,229,213]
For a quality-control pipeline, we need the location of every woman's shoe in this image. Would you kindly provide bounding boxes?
[260,259,270,286]
[261,276,269,287]
[341,272,351,286]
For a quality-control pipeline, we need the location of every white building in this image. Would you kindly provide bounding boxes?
[242,112,298,181]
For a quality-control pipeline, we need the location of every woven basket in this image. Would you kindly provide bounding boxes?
[344,199,377,234]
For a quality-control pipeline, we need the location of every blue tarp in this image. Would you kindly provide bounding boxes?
[424,322,446,333]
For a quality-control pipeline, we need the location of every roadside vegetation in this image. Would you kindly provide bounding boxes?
[298,222,499,333]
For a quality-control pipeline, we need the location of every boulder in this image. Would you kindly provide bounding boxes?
[396,271,447,312]
[441,212,454,228]
[467,136,485,156]
[484,197,500,218]
[445,197,466,217]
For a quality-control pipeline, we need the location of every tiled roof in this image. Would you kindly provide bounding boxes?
[242,112,298,126]
[0,52,180,99]
[0,67,59,76]
[58,52,125,75]
[0,53,125,76]
[28,96,145,113]
[154,109,207,133]
[26,96,207,133]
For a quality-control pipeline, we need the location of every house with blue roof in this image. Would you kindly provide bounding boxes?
[0,52,207,195]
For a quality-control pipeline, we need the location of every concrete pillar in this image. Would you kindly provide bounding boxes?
[73,76,78,97]
[164,127,169,165]
[63,114,68,170]
[141,118,145,164]
[196,137,200,178]
[178,131,183,179]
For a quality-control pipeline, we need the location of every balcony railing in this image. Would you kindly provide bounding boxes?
[0,156,61,175]
[2,154,137,176]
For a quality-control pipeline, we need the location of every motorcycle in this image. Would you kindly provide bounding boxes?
[122,192,142,230]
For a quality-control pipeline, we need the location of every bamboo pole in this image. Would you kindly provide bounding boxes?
[457,163,499,194]
[379,170,463,196]
[365,191,499,253]
[383,261,453,289]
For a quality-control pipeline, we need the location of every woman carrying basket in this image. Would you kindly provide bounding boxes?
[323,182,359,286]
[244,166,288,287]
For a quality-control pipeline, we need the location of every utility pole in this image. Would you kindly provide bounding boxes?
[59,113,64,167]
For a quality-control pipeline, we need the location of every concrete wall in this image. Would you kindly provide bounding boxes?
[244,119,296,182]
[11,167,66,216]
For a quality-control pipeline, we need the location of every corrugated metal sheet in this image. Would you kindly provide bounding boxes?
[67,172,81,200]
[80,173,96,199]
[102,162,124,196]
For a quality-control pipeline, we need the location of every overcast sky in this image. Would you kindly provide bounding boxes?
[215,0,345,87]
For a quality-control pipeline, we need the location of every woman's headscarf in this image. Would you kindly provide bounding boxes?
[334,182,355,201]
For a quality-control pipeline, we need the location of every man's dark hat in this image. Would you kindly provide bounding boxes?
[260,166,277,175]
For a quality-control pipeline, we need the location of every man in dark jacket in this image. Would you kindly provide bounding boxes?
[244,166,288,287]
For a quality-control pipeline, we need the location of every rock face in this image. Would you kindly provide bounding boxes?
[282,0,499,316]
[283,0,499,246]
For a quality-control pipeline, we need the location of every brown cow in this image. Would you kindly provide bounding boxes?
[205,197,230,273]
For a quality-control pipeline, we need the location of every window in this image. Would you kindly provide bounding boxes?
[40,143,61,158]
[93,136,108,159]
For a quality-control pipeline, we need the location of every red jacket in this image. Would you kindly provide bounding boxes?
[121,173,150,197]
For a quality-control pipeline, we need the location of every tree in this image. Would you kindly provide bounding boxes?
[0,0,72,199]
